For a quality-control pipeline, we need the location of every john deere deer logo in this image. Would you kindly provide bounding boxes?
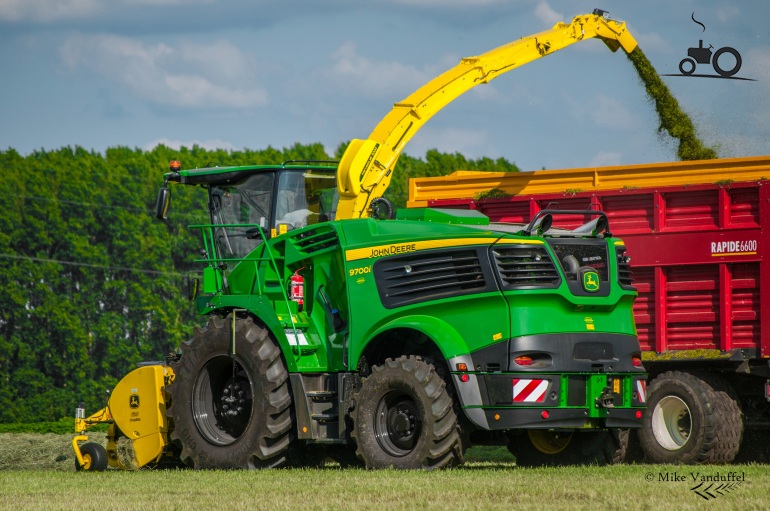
[129,394,140,409]
[583,271,600,292]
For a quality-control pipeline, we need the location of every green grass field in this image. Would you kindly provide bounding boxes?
[1,434,768,511]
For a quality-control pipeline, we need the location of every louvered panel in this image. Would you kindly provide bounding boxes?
[631,267,655,351]
[375,249,491,308]
[663,190,718,229]
[728,187,759,226]
[290,226,339,255]
[603,194,654,233]
[479,201,530,224]
[616,245,634,288]
[732,263,760,348]
[493,245,559,289]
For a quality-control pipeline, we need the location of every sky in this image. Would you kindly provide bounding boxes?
[1,0,768,172]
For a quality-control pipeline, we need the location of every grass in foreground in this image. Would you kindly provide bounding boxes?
[1,434,768,511]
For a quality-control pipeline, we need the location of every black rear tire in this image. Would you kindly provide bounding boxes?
[508,429,627,467]
[167,315,294,469]
[350,356,463,469]
[698,375,742,464]
[76,442,108,472]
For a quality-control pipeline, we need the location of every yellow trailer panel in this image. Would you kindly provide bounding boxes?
[408,156,770,208]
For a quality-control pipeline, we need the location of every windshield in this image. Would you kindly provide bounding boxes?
[210,172,274,260]
[275,169,338,229]
[208,167,337,261]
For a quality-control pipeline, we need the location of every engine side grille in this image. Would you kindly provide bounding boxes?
[289,225,339,256]
[375,249,491,308]
[616,246,635,289]
[493,245,560,289]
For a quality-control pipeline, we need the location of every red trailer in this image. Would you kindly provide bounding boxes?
[409,155,770,464]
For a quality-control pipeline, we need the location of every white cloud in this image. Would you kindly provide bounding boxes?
[589,151,622,167]
[715,6,740,23]
[124,0,213,5]
[590,95,634,130]
[144,137,236,151]
[563,93,634,131]
[389,0,505,6]
[405,126,496,159]
[0,0,214,22]
[0,0,101,22]
[328,41,434,99]
[533,1,562,26]
[747,46,770,84]
[635,32,671,53]
[60,34,268,109]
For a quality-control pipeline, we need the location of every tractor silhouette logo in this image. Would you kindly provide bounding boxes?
[583,271,600,293]
[129,394,140,409]
[680,39,740,77]
[664,13,754,81]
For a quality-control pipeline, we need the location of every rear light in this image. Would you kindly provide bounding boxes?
[460,374,470,383]
[632,356,643,367]
[635,410,643,419]
[514,356,533,366]
[456,363,468,371]
[541,410,549,419]
[512,353,552,368]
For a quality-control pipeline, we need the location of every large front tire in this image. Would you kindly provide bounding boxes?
[167,315,294,469]
[350,356,463,469]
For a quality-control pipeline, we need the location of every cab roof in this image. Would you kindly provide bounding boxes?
[164,162,338,186]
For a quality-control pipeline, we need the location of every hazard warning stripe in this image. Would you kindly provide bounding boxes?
[636,380,647,403]
[512,378,548,403]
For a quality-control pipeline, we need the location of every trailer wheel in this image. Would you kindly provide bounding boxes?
[76,442,108,472]
[638,371,720,464]
[350,356,463,469]
[167,315,294,469]
[698,375,742,464]
[508,429,627,466]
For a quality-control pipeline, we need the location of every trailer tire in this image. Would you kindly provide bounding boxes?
[167,315,294,469]
[76,442,108,472]
[699,375,742,464]
[508,429,627,467]
[350,356,463,469]
[638,371,718,464]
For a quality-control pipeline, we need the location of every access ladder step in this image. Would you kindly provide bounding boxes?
[306,390,337,402]
[311,413,339,423]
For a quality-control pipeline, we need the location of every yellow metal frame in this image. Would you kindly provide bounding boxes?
[335,11,637,219]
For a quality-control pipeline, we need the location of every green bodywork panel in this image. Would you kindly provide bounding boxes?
[191,210,637,374]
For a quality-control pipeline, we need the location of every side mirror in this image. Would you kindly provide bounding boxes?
[156,187,170,220]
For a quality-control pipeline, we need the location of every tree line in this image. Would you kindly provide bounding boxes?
[0,143,518,423]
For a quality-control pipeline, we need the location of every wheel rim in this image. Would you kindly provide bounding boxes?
[528,430,572,454]
[192,355,254,446]
[374,390,422,457]
[82,453,92,470]
[651,395,692,450]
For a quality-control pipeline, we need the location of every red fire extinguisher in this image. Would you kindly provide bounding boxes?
[290,270,304,310]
